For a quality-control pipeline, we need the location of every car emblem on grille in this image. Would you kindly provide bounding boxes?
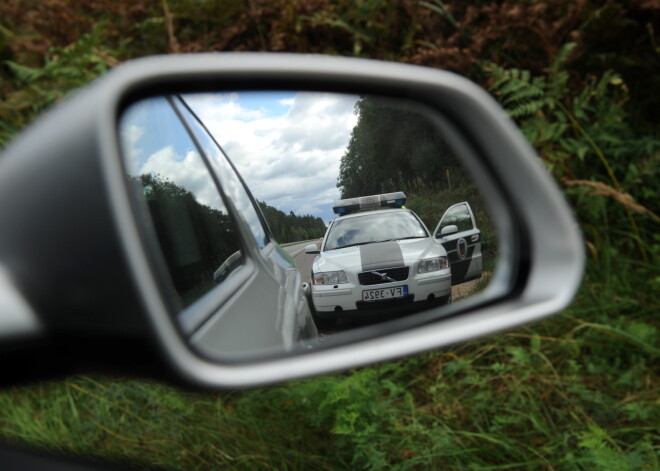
[371,271,396,283]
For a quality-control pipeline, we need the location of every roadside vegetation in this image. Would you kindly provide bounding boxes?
[258,201,326,243]
[0,1,657,469]
[405,183,497,274]
[336,94,498,271]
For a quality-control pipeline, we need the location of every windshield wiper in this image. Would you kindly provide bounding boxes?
[328,241,374,250]
[376,236,427,243]
[328,236,426,251]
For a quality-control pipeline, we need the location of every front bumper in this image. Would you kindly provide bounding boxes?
[311,271,451,318]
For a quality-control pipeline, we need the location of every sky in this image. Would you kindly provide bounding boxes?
[183,91,359,223]
[120,95,228,213]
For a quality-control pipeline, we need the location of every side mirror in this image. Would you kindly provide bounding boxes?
[0,53,583,389]
[438,225,459,237]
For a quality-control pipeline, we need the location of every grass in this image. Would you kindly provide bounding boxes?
[1,188,657,471]
[0,254,657,470]
[0,188,660,471]
[0,187,656,471]
[0,378,334,470]
[0,2,657,468]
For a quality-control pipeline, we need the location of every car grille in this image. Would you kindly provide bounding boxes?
[358,267,409,286]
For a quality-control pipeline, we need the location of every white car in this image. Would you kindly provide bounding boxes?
[305,192,483,327]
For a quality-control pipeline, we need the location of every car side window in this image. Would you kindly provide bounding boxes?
[120,96,243,309]
[440,203,474,232]
[173,96,270,249]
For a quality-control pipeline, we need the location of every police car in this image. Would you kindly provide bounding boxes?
[305,192,482,327]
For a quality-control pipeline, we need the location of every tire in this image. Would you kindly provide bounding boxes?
[312,310,338,330]
[306,275,338,329]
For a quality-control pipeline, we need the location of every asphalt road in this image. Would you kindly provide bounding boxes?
[282,240,320,285]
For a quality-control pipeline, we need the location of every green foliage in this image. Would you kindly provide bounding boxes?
[404,182,497,271]
[0,1,659,470]
[487,65,551,120]
[475,49,660,469]
[295,0,420,58]
[419,0,458,29]
[485,52,660,271]
[136,173,242,308]
[337,95,467,199]
[258,201,326,244]
[2,275,656,470]
[335,94,499,270]
[0,24,119,148]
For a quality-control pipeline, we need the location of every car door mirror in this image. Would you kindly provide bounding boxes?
[0,53,583,389]
[438,225,459,237]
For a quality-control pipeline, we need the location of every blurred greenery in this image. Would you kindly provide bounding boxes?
[0,1,658,469]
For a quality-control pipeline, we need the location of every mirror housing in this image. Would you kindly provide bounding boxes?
[0,53,583,389]
[304,244,320,254]
[438,224,459,237]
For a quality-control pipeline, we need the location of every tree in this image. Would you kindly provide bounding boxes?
[258,201,326,243]
[337,95,465,198]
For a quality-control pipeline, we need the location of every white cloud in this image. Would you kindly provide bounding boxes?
[120,95,226,214]
[120,123,145,173]
[185,91,358,221]
[138,146,224,211]
[184,93,266,122]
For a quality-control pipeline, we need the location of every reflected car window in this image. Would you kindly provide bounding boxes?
[324,210,428,251]
[175,96,270,250]
[120,96,243,309]
[440,203,474,232]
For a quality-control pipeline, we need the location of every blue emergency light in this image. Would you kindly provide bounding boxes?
[332,191,407,215]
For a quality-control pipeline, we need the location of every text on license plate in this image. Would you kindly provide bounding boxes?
[362,285,408,301]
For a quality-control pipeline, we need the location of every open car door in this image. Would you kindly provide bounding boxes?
[434,202,483,285]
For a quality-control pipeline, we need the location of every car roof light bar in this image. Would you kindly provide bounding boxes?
[333,191,406,215]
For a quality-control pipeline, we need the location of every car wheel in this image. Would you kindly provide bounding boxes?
[439,293,452,305]
[312,310,338,330]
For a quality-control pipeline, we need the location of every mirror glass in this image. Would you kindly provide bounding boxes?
[119,91,499,361]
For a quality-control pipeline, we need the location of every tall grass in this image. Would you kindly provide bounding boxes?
[1,262,656,470]
[1,228,656,470]
[3,157,657,471]
[0,377,334,470]
[1,2,658,469]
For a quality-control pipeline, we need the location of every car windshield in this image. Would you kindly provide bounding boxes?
[324,211,428,250]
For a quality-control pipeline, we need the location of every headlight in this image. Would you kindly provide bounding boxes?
[417,257,448,273]
[313,270,349,285]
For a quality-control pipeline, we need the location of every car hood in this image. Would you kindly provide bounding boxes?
[314,238,445,273]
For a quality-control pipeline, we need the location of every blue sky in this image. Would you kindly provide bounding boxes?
[228,91,297,120]
[183,91,359,223]
[120,95,227,212]
[120,91,359,224]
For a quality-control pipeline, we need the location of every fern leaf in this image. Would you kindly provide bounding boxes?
[5,61,43,83]
[501,86,544,107]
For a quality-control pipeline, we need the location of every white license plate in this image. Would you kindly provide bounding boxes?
[362,285,408,301]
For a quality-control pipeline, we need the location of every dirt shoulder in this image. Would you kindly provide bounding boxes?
[452,272,489,301]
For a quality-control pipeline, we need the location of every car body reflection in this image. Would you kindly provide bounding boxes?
[305,192,451,329]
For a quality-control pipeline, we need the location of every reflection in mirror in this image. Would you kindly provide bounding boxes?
[120,96,244,311]
[119,91,498,361]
